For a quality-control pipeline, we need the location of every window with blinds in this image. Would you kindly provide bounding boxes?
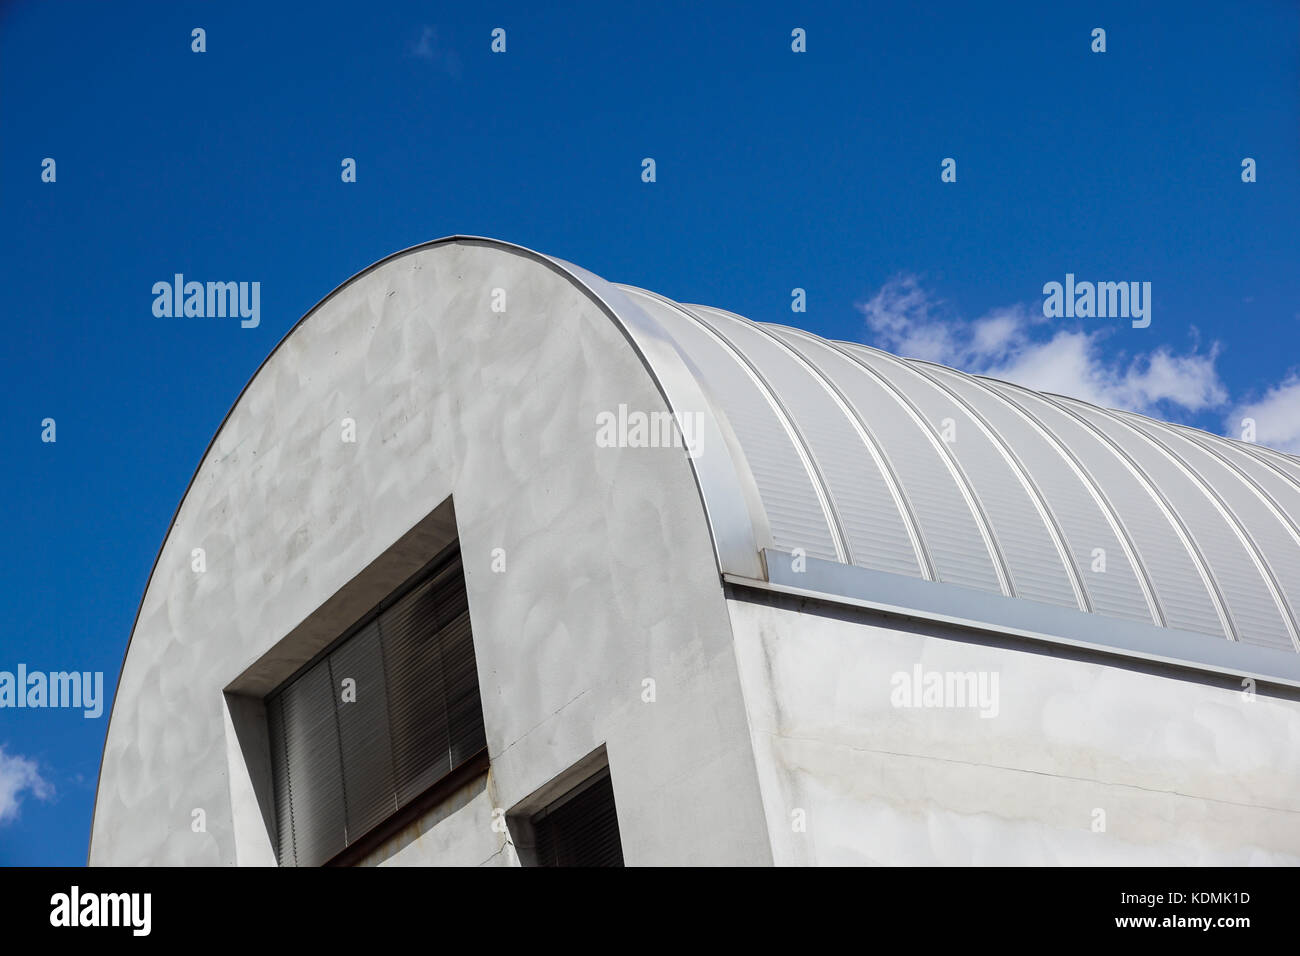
[531,769,625,867]
[265,547,486,866]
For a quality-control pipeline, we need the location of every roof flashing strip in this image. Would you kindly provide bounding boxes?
[536,260,775,579]
[740,549,1300,690]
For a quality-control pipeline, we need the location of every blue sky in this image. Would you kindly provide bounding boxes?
[1,0,1297,865]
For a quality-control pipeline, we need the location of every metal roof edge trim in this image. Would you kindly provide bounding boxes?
[731,548,1300,690]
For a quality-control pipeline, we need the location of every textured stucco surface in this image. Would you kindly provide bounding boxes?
[727,594,1300,865]
[90,240,772,866]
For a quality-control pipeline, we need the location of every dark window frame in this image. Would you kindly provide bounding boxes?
[266,540,488,866]
[530,767,625,867]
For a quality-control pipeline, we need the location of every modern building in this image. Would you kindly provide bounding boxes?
[90,236,1300,866]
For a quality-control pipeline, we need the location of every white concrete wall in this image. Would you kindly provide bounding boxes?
[728,593,1300,865]
[90,240,772,866]
[357,772,515,867]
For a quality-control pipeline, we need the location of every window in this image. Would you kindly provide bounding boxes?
[531,769,624,867]
[266,547,486,866]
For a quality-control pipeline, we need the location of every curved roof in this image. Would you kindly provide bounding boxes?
[596,280,1300,657]
[92,236,1300,866]
[101,235,1300,739]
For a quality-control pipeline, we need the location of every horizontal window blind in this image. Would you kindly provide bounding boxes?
[267,549,486,866]
[532,769,625,867]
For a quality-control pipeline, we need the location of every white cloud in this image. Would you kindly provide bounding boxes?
[409,25,462,78]
[1229,374,1300,454]
[0,745,53,825]
[855,275,1227,419]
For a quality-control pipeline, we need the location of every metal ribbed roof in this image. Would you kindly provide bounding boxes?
[182,233,1293,681]
[612,282,1300,656]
